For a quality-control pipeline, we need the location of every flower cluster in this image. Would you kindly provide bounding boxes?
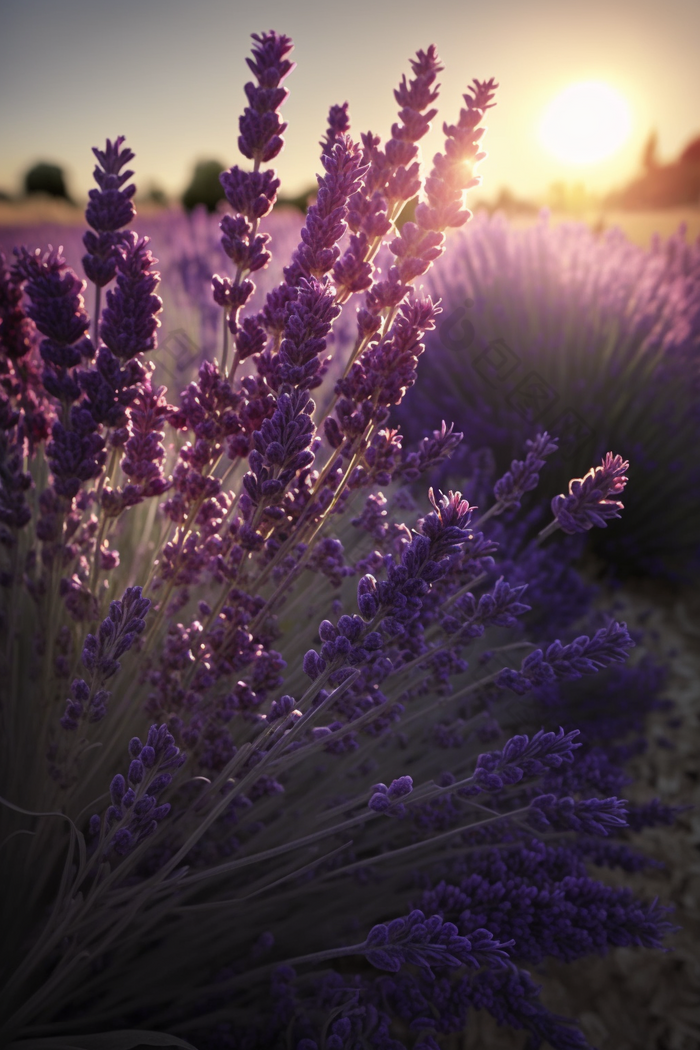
[550,452,629,534]
[0,32,677,1050]
[363,910,510,977]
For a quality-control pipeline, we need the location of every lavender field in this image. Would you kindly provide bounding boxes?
[1,28,699,1050]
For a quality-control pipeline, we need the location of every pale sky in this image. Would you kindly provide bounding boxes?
[1,0,698,204]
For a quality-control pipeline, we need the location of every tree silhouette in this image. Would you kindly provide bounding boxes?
[182,160,226,213]
[24,162,71,201]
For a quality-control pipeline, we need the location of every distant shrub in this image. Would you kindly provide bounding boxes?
[144,184,169,206]
[396,214,700,579]
[23,161,71,200]
[182,159,227,212]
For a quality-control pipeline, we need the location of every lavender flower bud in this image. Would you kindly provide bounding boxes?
[269,694,296,722]
[128,759,145,785]
[368,792,392,813]
[109,776,125,806]
[149,773,173,795]
[529,794,628,836]
[364,909,509,977]
[113,828,133,855]
[387,775,413,799]
[303,650,326,680]
[551,453,629,534]
[81,586,151,682]
[357,574,379,620]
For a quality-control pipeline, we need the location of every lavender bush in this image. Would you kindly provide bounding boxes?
[0,32,676,1050]
[396,213,700,578]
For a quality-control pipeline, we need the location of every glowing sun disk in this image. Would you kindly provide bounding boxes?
[540,82,631,164]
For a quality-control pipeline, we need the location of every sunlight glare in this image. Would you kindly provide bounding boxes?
[540,82,632,165]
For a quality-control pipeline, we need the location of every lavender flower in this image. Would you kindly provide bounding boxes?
[549,452,629,534]
[333,46,444,301]
[83,136,136,289]
[61,586,150,730]
[119,377,171,497]
[0,399,32,533]
[82,585,150,678]
[0,250,33,362]
[12,245,92,388]
[363,910,509,977]
[91,724,186,856]
[283,138,367,286]
[470,726,581,791]
[320,102,351,156]
[99,234,162,363]
[493,431,559,511]
[215,31,294,354]
[368,774,414,815]
[238,31,295,164]
[497,621,634,695]
[528,793,629,836]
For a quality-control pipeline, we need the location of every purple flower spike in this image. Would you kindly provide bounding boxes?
[401,420,463,480]
[89,724,184,860]
[61,586,149,730]
[364,909,509,978]
[391,46,443,149]
[332,45,444,302]
[0,387,33,530]
[12,246,91,371]
[471,727,581,793]
[77,233,162,461]
[12,247,106,500]
[239,31,295,164]
[340,295,441,407]
[381,74,497,295]
[120,378,171,497]
[497,621,634,695]
[272,278,340,390]
[81,585,151,681]
[320,102,351,156]
[493,432,559,511]
[284,138,368,285]
[215,32,295,333]
[219,168,281,225]
[417,76,497,233]
[99,235,162,362]
[0,251,33,362]
[551,452,629,534]
[83,136,136,288]
[529,794,629,836]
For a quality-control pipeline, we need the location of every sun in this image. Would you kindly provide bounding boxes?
[540,81,632,165]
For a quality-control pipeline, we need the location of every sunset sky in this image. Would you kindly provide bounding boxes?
[1,0,698,204]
